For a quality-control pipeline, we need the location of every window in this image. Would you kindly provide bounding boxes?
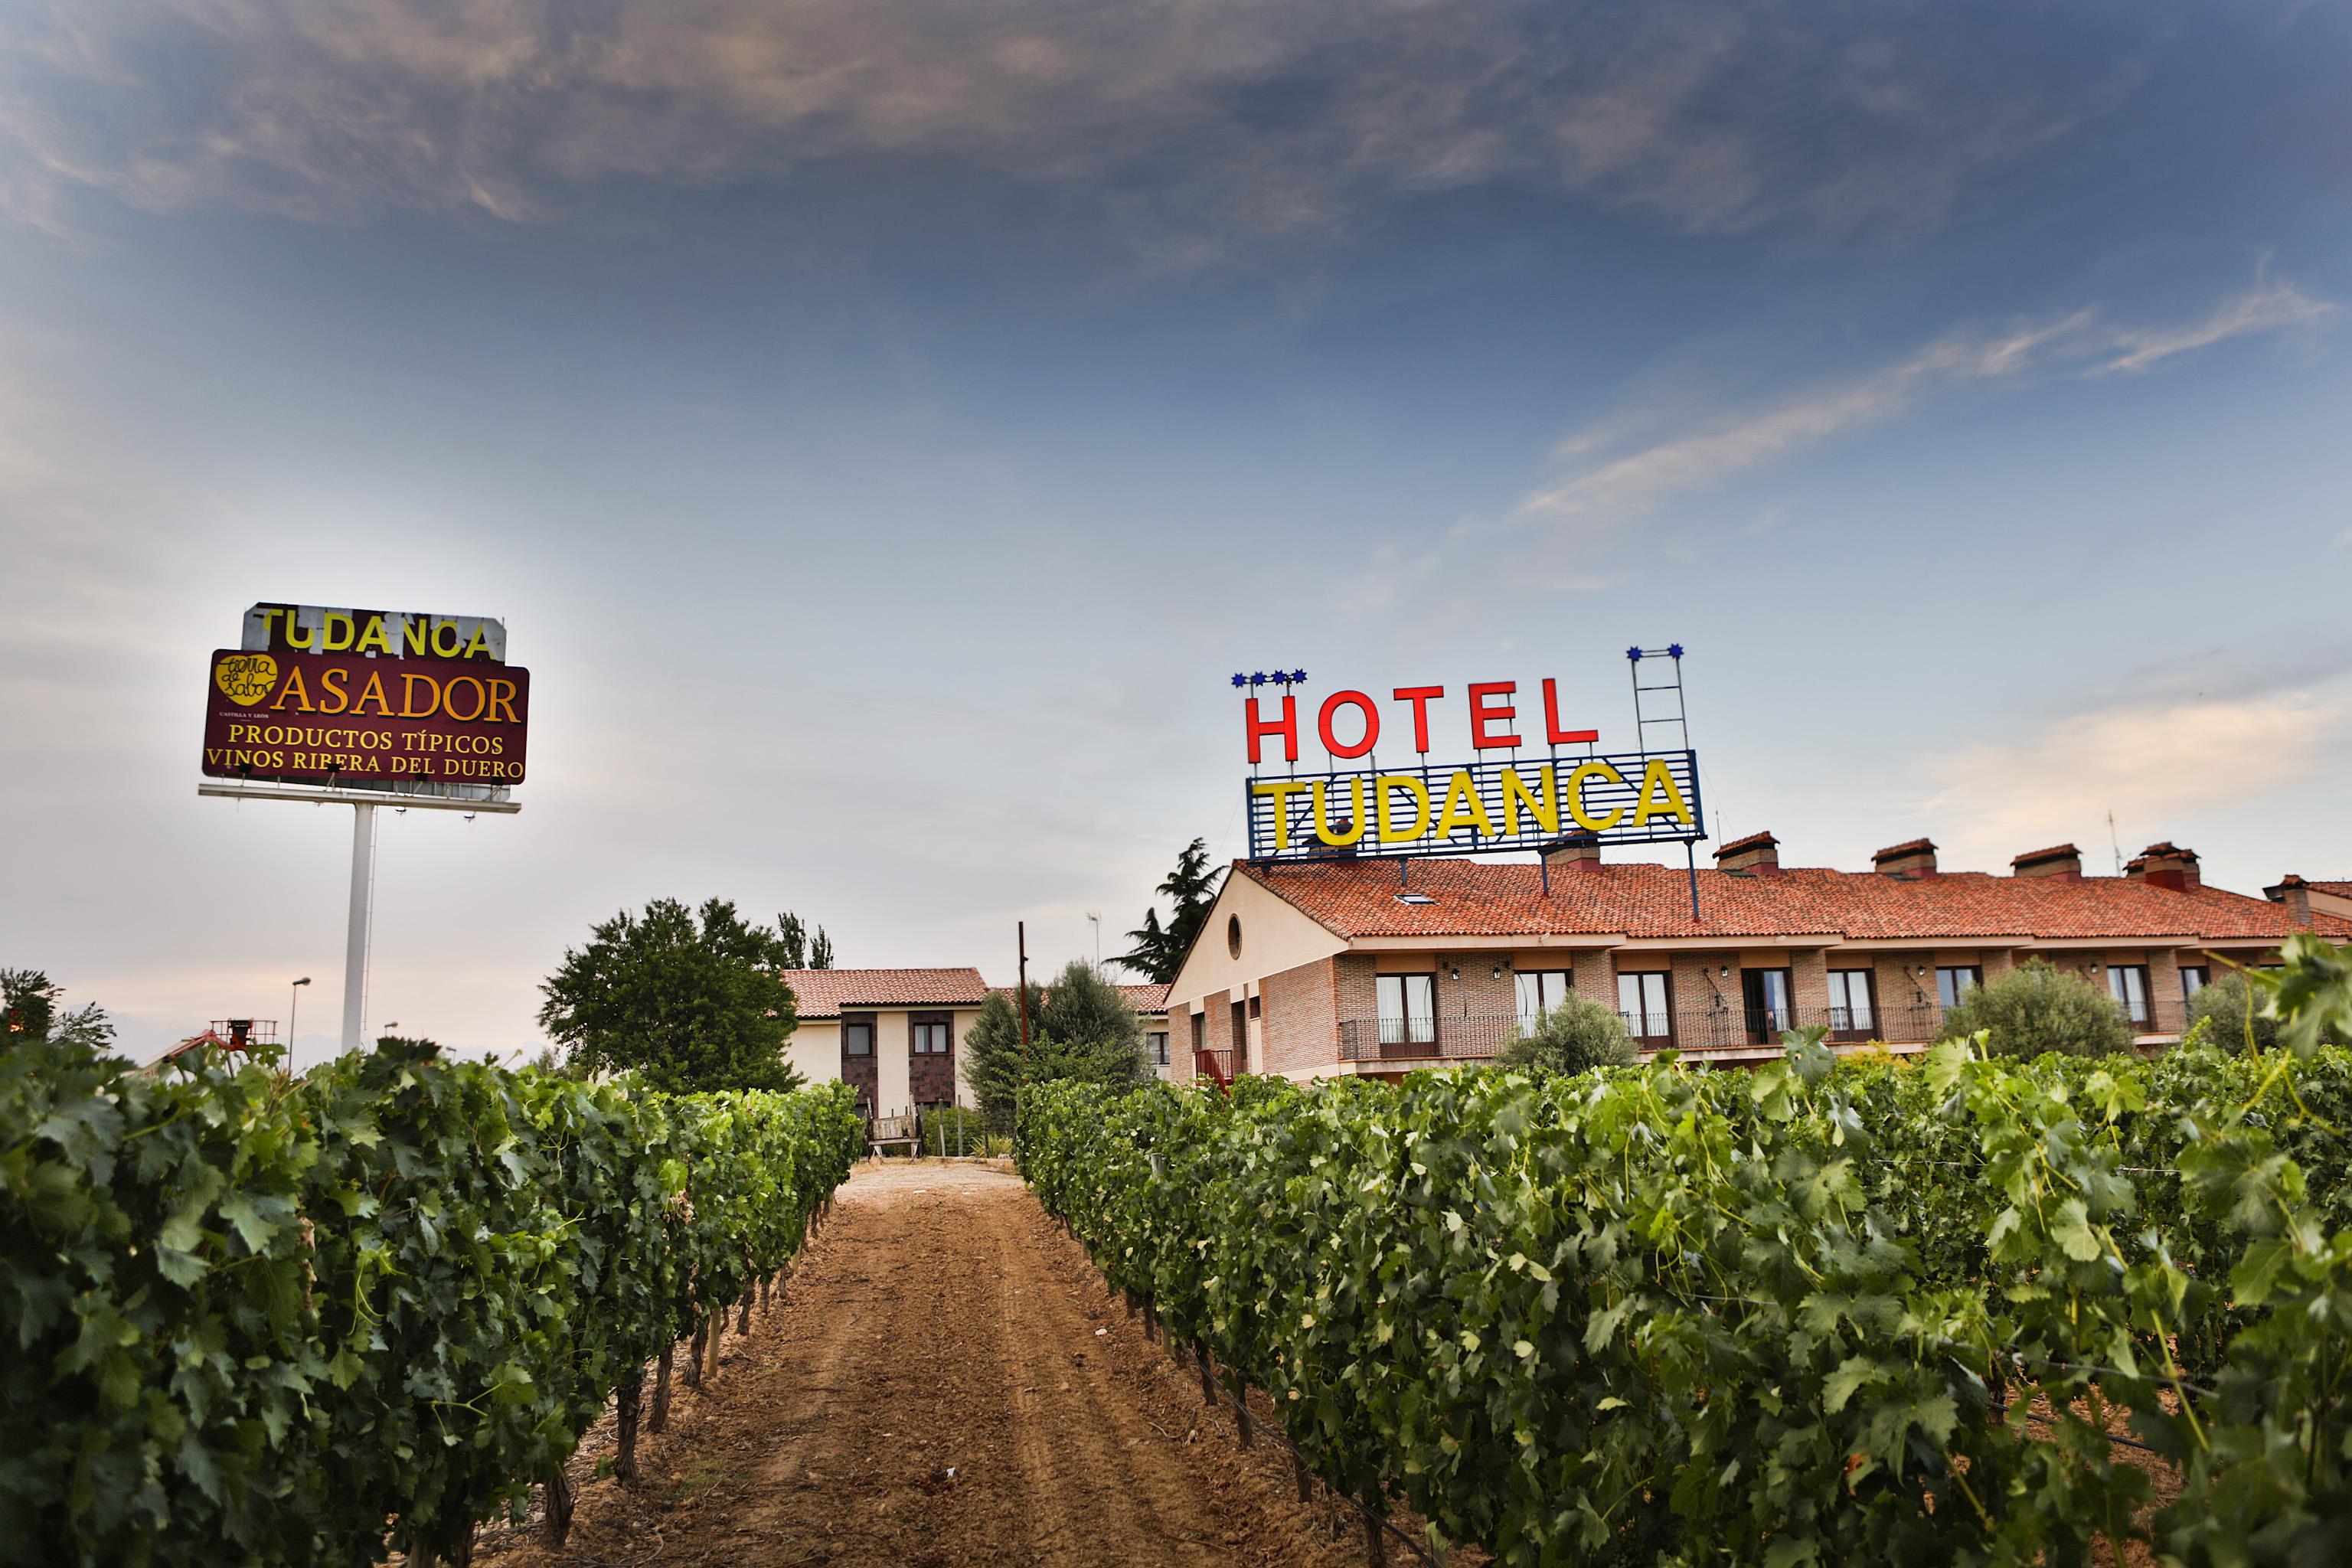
[1248,995,1263,1020]
[910,1013,952,1054]
[1826,969,1877,1034]
[1617,972,1671,1041]
[1148,1031,1169,1066]
[1936,966,1982,1011]
[1376,973,1437,1045]
[1742,969,1793,1041]
[1514,969,1573,1030]
[2180,965,2209,1001]
[2107,965,2152,1027]
[1191,1011,1205,1054]
[843,1017,874,1057]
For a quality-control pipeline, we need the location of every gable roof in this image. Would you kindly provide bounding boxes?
[1236,856,2352,945]
[780,968,990,1018]
[988,981,1171,1014]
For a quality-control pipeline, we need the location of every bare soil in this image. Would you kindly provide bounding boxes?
[475,1159,1388,1568]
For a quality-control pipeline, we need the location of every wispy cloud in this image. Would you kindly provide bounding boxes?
[1521,279,2335,520]
[0,0,2154,244]
[1913,693,2341,871]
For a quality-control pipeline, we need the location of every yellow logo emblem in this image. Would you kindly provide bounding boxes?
[216,652,279,707]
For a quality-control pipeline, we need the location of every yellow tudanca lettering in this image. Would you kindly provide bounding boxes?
[354,616,394,655]
[1633,759,1694,827]
[1313,778,1367,847]
[1566,762,1627,831]
[1432,770,1494,839]
[322,612,354,652]
[1250,779,1309,851]
[462,623,492,659]
[1376,776,1432,842]
[1500,766,1558,836]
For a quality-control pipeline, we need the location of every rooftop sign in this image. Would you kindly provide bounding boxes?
[1236,658,1704,865]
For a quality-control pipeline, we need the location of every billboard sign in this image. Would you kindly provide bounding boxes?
[241,603,507,663]
[201,648,530,787]
[1237,669,1703,864]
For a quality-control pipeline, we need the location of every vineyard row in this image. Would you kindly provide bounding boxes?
[1021,1031,2352,1566]
[2,1036,866,1568]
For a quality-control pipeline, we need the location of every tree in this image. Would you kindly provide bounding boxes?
[774,913,835,970]
[962,962,1148,1130]
[537,898,806,1093]
[1939,959,2134,1059]
[1,969,114,1054]
[1498,995,1637,1076]
[1117,838,1219,984]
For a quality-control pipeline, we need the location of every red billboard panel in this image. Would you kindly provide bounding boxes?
[200,648,530,787]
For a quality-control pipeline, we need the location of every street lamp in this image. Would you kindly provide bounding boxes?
[289,977,312,1048]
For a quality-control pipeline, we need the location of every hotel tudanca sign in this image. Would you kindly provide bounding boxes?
[1238,655,1703,864]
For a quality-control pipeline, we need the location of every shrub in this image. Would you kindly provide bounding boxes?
[2186,972,2282,1055]
[1939,959,2135,1058]
[1498,994,1636,1075]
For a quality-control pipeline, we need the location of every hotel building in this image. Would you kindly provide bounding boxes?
[1163,835,2352,1083]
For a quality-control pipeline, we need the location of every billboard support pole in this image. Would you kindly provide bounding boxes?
[341,804,376,1053]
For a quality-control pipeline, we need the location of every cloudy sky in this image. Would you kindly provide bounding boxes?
[3,0,2347,1067]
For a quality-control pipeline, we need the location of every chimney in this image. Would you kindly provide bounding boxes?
[1872,838,1938,878]
[1542,831,1604,875]
[2011,843,2083,882]
[2268,874,2314,926]
[2138,842,2201,892]
[1713,830,1781,875]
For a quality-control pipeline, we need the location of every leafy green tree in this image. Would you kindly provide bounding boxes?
[810,926,835,969]
[1938,959,2134,1058]
[1118,838,1219,984]
[2244,934,2352,1054]
[537,898,805,1093]
[962,962,1147,1130]
[1498,995,1637,1076]
[1,968,114,1054]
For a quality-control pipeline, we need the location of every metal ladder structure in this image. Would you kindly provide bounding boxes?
[1626,644,1704,920]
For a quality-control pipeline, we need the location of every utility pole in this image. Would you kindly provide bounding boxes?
[1017,921,1031,1052]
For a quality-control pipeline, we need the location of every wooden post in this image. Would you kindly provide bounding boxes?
[682,1321,706,1390]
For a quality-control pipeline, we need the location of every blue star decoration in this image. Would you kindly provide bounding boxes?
[1231,673,1248,688]
[1250,671,1266,686]
[1292,668,1308,684]
[1667,643,1685,658]
[1626,646,1644,662]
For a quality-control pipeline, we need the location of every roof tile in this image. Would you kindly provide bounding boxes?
[1238,857,2352,944]
[780,968,990,1018]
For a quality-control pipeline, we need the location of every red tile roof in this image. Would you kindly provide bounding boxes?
[1873,838,1936,860]
[780,968,990,1018]
[988,982,1171,1014]
[2311,881,2352,897]
[2011,843,2081,866]
[1237,856,2352,944]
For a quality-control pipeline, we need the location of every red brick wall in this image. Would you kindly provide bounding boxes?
[1261,958,1340,1076]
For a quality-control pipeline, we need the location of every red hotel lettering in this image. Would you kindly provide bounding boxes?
[1392,686,1445,753]
[1542,679,1599,746]
[1467,681,1520,749]
[1246,695,1298,764]
[1318,691,1379,758]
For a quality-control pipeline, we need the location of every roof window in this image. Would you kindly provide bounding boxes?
[1396,893,1436,905]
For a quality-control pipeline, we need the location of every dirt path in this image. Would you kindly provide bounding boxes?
[478,1160,1377,1568]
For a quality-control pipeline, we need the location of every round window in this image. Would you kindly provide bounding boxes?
[1227,914,1243,958]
